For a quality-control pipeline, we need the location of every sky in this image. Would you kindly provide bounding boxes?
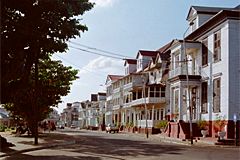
[52,0,240,113]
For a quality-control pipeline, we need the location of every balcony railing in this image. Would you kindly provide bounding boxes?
[130,97,166,106]
[169,66,200,79]
[137,120,162,128]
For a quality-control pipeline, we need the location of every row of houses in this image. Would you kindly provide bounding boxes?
[61,5,240,140]
[60,93,106,130]
[104,5,240,139]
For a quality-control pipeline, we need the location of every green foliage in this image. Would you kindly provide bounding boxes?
[0,125,7,132]
[155,120,168,129]
[1,0,93,103]
[197,120,208,130]
[4,57,78,125]
[125,122,134,128]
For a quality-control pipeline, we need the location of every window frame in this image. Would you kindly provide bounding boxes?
[213,30,221,62]
[213,77,221,113]
[202,37,208,66]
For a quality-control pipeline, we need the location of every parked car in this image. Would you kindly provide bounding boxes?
[58,125,64,129]
[106,124,119,133]
[70,124,76,129]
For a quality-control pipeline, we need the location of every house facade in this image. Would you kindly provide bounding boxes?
[104,5,240,139]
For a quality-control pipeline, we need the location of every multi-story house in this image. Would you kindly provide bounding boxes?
[167,5,240,139]
[79,100,88,129]
[79,93,106,130]
[60,102,79,127]
[105,75,124,125]
[104,5,239,141]
[105,46,172,133]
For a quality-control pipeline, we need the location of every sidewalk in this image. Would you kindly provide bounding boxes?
[0,131,75,158]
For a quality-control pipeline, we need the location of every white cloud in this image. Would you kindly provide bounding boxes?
[90,0,117,7]
[80,56,123,75]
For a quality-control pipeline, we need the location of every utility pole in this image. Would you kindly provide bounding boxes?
[183,22,194,145]
[142,74,149,138]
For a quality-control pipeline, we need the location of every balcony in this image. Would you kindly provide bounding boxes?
[123,76,143,91]
[113,88,120,94]
[130,97,166,107]
[169,65,200,79]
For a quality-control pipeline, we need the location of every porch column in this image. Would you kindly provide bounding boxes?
[179,83,184,120]
[133,109,136,126]
[169,87,174,119]
[152,105,155,128]
[125,109,127,124]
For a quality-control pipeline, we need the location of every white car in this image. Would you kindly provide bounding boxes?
[106,124,119,133]
[70,124,76,129]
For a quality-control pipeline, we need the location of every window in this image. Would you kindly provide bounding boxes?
[150,87,154,97]
[161,87,166,97]
[155,86,160,97]
[202,38,208,66]
[213,78,221,113]
[133,92,136,100]
[191,19,197,31]
[160,109,164,120]
[175,53,180,68]
[156,109,160,120]
[214,30,221,62]
[201,82,208,113]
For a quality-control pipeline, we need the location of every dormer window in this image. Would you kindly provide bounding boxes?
[191,18,197,32]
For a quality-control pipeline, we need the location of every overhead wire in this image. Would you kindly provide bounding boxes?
[69,41,134,59]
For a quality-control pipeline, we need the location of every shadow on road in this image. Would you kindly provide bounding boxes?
[2,131,184,159]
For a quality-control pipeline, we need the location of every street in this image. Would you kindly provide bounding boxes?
[2,129,240,160]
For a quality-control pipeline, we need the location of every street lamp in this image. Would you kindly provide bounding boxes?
[183,21,194,144]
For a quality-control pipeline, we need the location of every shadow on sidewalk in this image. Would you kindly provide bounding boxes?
[4,154,101,160]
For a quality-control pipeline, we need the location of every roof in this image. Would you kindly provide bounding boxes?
[108,75,124,81]
[124,59,137,66]
[105,74,124,85]
[136,50,159,59]
[155,40,174,62]
[186,5,233,20]
[186,10,240,40]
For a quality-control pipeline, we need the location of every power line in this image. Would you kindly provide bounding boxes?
[69,41,134,59]
[69,45,125,60]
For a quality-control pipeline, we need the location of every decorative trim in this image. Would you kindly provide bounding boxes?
[213,72,222,78]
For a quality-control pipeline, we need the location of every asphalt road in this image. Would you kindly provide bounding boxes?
[3,129,240,160]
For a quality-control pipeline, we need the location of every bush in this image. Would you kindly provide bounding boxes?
[155,120,168,129]
[197,120,208,130]
[0,125,6,132]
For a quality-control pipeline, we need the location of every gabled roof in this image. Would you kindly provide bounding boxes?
[124,59,137,66]
[186,10,240,40]
[136,50,159,59]
[105,74,124,85]
[186,5,233,20]
[155,40,174,63]
[108,75,124,81]
[157,40,174,53]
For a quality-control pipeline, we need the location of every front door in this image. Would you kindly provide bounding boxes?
[191,87,198,121]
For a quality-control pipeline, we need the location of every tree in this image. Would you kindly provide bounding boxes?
[1,0,93,103]
[4,56,78,134]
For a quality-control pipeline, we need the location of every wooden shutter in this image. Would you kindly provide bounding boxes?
[201,82,208,113]
[213,78,221,112]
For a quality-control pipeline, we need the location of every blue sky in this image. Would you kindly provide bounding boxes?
[53,0,240,113]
